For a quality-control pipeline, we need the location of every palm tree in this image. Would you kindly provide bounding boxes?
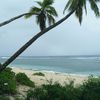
[25,0,58,31]
[63,0,100,24]
[0,0,99,72]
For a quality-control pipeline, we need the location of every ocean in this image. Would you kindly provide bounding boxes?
[0,56,100,76]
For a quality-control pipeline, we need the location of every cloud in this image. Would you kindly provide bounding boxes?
[0,0,100,56]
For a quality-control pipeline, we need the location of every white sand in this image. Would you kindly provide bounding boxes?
[12,67,88,86]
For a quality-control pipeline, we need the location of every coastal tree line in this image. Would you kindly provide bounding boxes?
[0,0,100,72]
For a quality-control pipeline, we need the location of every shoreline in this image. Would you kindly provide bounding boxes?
[10,66,89,77]
[11,66,88,86]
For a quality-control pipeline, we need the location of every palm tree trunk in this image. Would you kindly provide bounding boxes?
[0,9,76,72]
[0,13,38,27]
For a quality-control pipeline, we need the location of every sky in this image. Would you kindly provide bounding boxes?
[0,0,100,56]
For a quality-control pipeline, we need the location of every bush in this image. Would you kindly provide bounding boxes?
[81,76,100,100]
[0,95,10,100]
[26,81,81,100]
[33,72,45,76]
[15,73,35,87]
[15,97,24,100]
[26,76,100,100]
[0,67,16,94]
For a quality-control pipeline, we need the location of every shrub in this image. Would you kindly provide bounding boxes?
[4,67,15,78]
[15,73,35,87]
[81,76,100,100]
[0,67,16,94]
[26,76,100,100]
[33,72,45,76]
[26,87,47,100]
[15,97,24,100]
[26,81,81,100]
[0,95,10,100]
[63,81,83,100]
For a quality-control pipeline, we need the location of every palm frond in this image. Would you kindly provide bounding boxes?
[64,0,89,24]
[25,13,34,19]
[83,0,87,15]
[35,1,43,7]
[47,14,55,26]
[43,0,54,8]
[25,0,57,31]
[46,6,58,17]
[64,0,79,13]
[75,6,83,24]
[25,7,41,18]
[89,0,99,16]
[63,0,73,13]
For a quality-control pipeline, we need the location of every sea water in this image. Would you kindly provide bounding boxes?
[0,56,100,76]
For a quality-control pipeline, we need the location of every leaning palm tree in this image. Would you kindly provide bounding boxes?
[0,0,99,72]
[25,0,58,31]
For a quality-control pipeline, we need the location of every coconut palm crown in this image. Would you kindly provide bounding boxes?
[25,0,58,31]
[64,0,100,24]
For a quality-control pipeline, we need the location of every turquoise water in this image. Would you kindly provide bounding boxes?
[0,56,100,75]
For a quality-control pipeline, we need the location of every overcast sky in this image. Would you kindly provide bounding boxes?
[0,0,100,56]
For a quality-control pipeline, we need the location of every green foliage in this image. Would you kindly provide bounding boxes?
[15,72,35,87]
[15,97,24,100]
[0,95,10,100]
[64,0,100,24]
[25,0,58,31]
[26,81,81,100]
[33,72,45,76]
[81,76,100,100]
[26,76,100,100]
[0,67,16,95]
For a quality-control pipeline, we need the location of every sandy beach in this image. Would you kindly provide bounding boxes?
[12,67,88,86]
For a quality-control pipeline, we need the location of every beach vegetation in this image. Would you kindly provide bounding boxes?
[80,75,100,100]
[0,68,100,100]
[26,76,100,100]
[0,67,16,95]
[15,72,35,87]
[26,81,81,100]
[33,72,45,76]
[0,96,10,100]
[15,97,24,100]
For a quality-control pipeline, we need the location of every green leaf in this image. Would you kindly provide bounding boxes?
[89,0,100,16]
[25,7,41,18]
